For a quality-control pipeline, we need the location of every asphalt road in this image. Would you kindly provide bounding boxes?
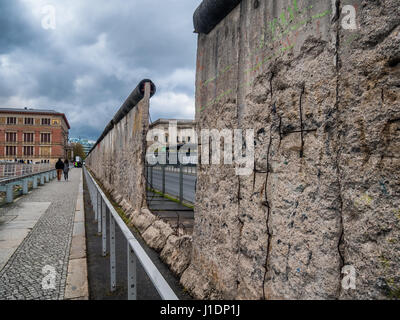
[149,167,196,204]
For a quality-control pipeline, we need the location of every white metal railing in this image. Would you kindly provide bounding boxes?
[83,166,178,300]
[0,169,57,203]
[0,163,52,179]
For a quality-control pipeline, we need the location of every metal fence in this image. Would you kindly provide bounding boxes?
[146,164,196,204]
[0,169,57,203]
[0,163,52,179]
[83,166,178,300]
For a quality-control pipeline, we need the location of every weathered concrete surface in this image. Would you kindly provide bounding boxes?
[65,172,89,300]
[142,220,174,252]
[64,258,88,300]
[86,82,151,213]
[131,208,193,277]
[161,234,193,277]
[182,0,400,299]
[131,208,157,234]
[69,236,86,260]
[86,81,194,284]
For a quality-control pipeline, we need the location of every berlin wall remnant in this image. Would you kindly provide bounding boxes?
[85,80,193,278]
[181,0,400,299]
[193,0,242,34]
[86,80,154,212]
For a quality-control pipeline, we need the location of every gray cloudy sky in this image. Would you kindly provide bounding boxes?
[0,0,201,140]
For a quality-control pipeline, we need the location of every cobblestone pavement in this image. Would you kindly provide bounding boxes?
[0,168,81,300]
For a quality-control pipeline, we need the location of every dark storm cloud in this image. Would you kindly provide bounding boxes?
[0,1,37,53]
[0,0,201,140]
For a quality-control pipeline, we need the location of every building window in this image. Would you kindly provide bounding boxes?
[5,146,16,156]
[24,133,34,143]
[7,117,16,125]
[165,135,169,143]
[40,147,51,157]
[25,117,34,125]
[188,136,191,142]
[6,132,17,142]
[41,133,51,143]
[41,118,51,125]
[23,146,34,156]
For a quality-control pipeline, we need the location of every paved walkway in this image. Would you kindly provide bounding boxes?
[0,168,82,300]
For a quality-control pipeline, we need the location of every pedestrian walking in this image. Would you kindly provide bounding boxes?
[63,159,70,181]
[55,158,64,181]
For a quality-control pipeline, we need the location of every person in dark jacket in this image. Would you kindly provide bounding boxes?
[63,159,70,181]
[55,158,64,181]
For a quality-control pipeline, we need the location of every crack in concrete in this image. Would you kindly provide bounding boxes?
[269,72,275,99]
[252,159,256,192]
[278,115,283,148]
[299,84,306,158]
[236,175,244,297]
[334,0,345,299]
[262,131,273,300]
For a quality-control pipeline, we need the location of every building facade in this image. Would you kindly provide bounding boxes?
[0,108,70,164]
[149,118,196,144]
[148,118,197,164]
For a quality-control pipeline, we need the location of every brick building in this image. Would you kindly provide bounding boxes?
[0,108,70,164]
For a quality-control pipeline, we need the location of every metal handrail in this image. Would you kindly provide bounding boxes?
[83,166,178,300]
[0,167,55,186]
[0,163,52,179]
[0,169,57,203]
